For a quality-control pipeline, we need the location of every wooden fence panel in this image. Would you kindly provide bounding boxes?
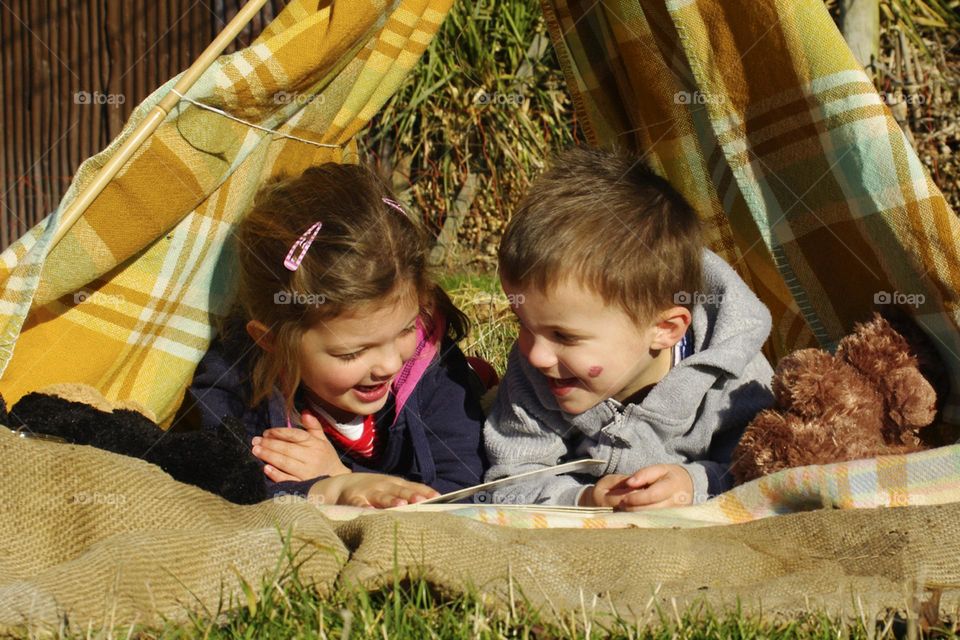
[0,0,288,251]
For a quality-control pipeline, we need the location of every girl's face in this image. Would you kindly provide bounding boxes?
[298,289,421,421]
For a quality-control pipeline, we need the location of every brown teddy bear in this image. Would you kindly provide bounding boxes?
[730,312,944,484]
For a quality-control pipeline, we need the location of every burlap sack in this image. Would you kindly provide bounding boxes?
[3,424,959,633]
[0,426,346,633]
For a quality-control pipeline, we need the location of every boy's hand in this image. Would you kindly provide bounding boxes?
[306,473,438,508]
[578,473,632,508]
[579,464,695,510]
[252,412,351,482]
[617,464,694,510]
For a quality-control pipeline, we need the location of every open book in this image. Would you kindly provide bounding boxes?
[391,458,613,513]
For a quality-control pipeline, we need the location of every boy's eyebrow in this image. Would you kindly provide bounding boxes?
[544,325,586,336]
[510,309,587,336]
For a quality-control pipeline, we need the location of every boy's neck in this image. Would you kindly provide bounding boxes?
[615,348,673,406]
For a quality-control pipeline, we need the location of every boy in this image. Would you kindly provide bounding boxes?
[483,147,774,509]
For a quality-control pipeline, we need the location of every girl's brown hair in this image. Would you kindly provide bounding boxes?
[228,162,467,412]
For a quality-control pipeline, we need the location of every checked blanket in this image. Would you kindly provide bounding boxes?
[391,443,960,528]
[542,0,960,425]
[0,0,453,427]
[0,0,956,429]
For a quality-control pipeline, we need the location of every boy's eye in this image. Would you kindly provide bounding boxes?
[553,332,579,345]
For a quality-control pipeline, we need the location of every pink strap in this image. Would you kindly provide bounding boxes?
[392,313,444,418]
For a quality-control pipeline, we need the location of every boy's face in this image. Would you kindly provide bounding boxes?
[501,278,687,415]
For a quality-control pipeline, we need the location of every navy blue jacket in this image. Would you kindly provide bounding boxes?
[183,321,488,498]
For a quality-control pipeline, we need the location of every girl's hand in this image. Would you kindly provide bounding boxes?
[252,412,351,482]
[306,473,439,508]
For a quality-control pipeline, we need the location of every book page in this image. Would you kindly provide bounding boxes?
[412,458,607,505]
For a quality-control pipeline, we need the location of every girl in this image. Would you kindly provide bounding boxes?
[184,163,487,508]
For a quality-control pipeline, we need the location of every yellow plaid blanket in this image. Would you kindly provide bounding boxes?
[0,0,453,426]
[542,0,960,426]
[0,0,955,460]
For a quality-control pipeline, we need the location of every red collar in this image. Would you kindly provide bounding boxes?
[308,407,378,459]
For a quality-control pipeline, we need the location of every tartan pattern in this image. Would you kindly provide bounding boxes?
[541,0,960,426]
[396,444,960,528]
[0,0,453,426]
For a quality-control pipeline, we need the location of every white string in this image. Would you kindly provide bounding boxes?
[168,88,343,149]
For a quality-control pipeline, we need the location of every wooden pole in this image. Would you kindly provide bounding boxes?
[49,0,270,250]
[839,0,880,77]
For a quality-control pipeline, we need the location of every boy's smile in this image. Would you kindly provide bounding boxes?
[501,278,689,415]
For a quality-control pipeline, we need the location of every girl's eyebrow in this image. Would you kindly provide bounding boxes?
[332,312,420,351]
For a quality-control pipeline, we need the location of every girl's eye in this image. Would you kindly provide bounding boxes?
[554,332,579,345]
[335,351,362,361]
[400,324,417,336]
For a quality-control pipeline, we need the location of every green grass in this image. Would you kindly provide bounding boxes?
[15,546,956,639]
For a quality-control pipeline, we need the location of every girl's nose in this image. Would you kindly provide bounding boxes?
[370,346,403,380]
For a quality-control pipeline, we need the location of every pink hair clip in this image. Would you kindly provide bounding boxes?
[283,221,322,271]
[382,197,406,216]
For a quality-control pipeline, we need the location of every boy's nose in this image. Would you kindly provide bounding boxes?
[524,335,558,370]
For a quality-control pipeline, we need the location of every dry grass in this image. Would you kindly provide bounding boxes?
[443,272,518,376]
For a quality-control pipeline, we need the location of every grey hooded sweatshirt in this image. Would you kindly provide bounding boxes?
[482,249,775,505]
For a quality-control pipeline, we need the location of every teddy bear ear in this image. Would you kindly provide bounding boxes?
[836,313,917,383]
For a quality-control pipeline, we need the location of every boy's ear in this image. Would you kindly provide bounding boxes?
[650,306,692,350]
[246,320,275,352]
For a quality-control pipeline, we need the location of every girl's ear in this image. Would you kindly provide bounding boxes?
[650,306,692,351]
[246,320,275,352]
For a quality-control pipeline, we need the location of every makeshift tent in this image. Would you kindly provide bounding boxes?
[0,0,957,428]
[1,0,959,631]
[0,0,453,426]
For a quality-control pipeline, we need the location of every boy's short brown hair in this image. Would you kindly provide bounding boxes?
[499,146,704,325]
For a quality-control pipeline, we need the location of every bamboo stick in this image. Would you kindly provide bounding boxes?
[49,0,270,250]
